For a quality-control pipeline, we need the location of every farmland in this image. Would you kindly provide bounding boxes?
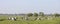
[0,16,60,24]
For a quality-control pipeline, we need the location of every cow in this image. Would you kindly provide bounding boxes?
[8,17,11,20]
[11,17,16,21]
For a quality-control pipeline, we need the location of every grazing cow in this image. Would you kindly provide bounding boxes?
[34,17,41,20]
[36,18,40,20]
[11,17,16,21]
[14,17,16,19]
[47,18,50,20]
[25,17,29,20]
[8,17,11,20]
[14,17,16,21]
[12,17,14,20]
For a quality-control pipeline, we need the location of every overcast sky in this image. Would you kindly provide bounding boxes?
[0,0,60,14]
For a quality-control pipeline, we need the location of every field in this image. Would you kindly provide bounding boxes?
[0,16,60,24]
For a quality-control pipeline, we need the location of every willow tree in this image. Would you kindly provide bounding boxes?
[39,12,44,17]
[27,13,33,17]
[33,13,38,17]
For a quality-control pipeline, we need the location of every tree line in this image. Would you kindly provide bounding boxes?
[27,12,60,17]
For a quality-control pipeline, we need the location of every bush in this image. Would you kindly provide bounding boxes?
[27,13,33,17]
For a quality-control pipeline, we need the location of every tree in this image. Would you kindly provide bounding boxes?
[27,13,33,17]
[54,13,60,17]
[33,13,38,17]
[39,12,44,16]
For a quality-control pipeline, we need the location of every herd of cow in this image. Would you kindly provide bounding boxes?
[8,16,55,21]
[8,17,17,21]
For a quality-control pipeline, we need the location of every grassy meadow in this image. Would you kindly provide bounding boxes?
[0,16,60,24]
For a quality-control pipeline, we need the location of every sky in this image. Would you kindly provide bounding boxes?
[0,0,60,14]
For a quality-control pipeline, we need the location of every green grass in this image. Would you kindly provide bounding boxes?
[0,16,60,24]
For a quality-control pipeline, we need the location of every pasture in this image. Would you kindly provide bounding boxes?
[0,16,60,24]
